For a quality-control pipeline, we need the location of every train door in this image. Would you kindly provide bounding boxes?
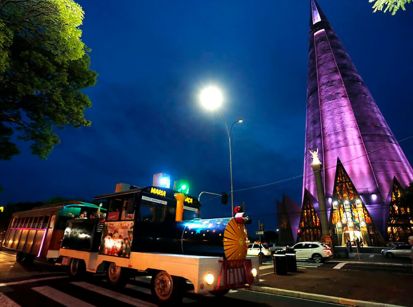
[131,191,178,254]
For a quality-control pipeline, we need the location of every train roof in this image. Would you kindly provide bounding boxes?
[11,201,100,216]
[95,186,201,208]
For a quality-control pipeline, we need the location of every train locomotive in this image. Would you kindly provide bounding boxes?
[60,186,257,303]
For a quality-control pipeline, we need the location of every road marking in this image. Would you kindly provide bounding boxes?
[333,262,347,270]
[259,264,273,270]
[260,272,274,277]
[0,275,67,287]
[0,293,20,307]
[332,261,411,267]
[71,281,156,307]
[32,286,94,307]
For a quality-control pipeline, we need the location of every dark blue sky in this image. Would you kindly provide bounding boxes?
[1,0,413,231]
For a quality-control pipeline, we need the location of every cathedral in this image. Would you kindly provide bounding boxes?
[298,1,413,246]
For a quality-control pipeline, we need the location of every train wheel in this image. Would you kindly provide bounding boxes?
[69,258,86,279]
[151,271,184,304]
[107,262,129,288]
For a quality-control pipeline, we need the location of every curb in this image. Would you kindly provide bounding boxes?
[328,260,412,268]
[249,286,405,307]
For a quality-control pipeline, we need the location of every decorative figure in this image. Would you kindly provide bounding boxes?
[310,148,321,166]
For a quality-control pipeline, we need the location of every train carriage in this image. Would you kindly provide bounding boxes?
[2,201,104,263]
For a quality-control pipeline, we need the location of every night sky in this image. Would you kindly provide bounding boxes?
[1,0,413,231]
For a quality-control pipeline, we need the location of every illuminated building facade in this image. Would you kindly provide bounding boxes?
[297,190,321,242]
[299,1,413,245]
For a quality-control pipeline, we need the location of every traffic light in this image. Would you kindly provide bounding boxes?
[221,193,228,204]
[174,180,190,194]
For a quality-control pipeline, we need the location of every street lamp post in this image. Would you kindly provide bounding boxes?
[225,119,243,215]
[198,84,243,215]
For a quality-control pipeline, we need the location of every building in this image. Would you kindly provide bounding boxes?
[276,195,300,246]
[299,0,413,245]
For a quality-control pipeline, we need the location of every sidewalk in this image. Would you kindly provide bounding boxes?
[253,259,412,307]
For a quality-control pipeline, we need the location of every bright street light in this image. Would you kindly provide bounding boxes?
[198,84,243,216]
[198,85,224,111]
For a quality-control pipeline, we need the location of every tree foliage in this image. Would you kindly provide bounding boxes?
[369,0,412,15]
[0,0,97,159]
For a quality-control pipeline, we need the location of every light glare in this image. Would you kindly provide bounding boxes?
[199,85,224,111]
[204,273,215,285]
[251,268,258,277]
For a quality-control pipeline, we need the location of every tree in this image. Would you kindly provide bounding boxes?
[0,0,97,159]
[369,0,412,15]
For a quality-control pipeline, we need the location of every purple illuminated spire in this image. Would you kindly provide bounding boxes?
[302,0,413,237]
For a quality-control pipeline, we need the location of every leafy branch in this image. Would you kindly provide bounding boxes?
[369,0,413,15]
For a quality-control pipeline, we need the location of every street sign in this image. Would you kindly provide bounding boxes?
[256,230,264,235]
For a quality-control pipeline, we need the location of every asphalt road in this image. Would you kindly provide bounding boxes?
[0,274,343,307]
[0,250,343,307]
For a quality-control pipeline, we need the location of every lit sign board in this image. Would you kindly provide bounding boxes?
[150,187,166,197]
[184,197,193,204]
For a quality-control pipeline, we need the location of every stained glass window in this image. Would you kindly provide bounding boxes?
[386,179,413,243]
[297,190,322,242]
[330,160,379,246]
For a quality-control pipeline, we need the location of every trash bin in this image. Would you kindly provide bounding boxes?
[273,250,287,275]
[285,249,297,272]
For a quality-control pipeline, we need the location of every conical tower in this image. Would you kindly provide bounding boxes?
[302,0,413,243]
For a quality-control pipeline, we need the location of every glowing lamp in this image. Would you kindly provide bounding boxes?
[251,268,258,277]
[199,85,224,111]
[153,173,171,189]
[204,273,215,285]
[371,194,378,201]
[174,179,190,194]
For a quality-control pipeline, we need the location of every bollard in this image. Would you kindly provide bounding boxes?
[285,250,297,272]
[273,250,287,275]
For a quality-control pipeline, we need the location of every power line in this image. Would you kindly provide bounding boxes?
[233,134,413,194]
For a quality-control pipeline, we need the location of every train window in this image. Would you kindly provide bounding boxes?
[32,217,39,228]
[140,204,154,222]
[62,206,81,218]
[29,217,35,228]
[107,198,123,221]
[140,203,167,223]
[41,216,48,228]
[11,217,17,227]
[120,198,135,220]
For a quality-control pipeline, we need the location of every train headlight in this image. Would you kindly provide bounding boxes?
[204,273,215,285]
[251,268,258,277]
